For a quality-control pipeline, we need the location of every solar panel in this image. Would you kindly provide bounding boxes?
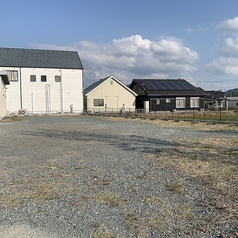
[177,80,195,90]
[138,79,196,91]
[169,81,182,90]
[157,81,174,90]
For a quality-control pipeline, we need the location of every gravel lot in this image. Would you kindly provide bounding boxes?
[0,115,237,238]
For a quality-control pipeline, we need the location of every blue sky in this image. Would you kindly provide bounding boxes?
[1,0,238,91]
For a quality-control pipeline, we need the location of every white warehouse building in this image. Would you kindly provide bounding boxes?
[0,47,84,115]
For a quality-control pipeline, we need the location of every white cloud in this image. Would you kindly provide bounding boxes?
[225,37,238,50]
[217,17,238,32]
[207,57,238,75]
[207,17,238,76]
[32,34,199,87]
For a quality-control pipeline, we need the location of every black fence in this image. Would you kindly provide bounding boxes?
[83,108,238,124]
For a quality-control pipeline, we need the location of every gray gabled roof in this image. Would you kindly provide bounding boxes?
[84,77,108,95]
[0,47,83,69]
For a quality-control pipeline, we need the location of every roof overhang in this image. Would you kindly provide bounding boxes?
[0,71,9,85]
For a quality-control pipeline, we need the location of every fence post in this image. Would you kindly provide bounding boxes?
[220,106,221,122]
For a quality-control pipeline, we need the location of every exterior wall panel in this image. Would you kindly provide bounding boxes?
[3,67,83,114]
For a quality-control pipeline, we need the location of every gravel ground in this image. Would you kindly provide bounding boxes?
[0,115,237,238]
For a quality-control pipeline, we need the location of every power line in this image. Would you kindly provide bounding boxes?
[199,80,238,83]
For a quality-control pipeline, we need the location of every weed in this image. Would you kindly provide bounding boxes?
[95,191,124,208]
[165,181,185,195]
[90,224,121,238]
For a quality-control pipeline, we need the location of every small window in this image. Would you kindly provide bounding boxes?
[7,71,18,82]
[156,99,160,105]
[94,99,104,106]
[55,75,61,82]
[190,97,199,108]
[30,75,36,82]
[176,97,185,108]
[110,80,113,85]
[166,98,171,103]
[41,75,47,82]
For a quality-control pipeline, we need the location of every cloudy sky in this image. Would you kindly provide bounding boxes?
[1,0,238,91]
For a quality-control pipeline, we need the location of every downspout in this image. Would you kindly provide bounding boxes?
[59,70,63,114]
[19,67,23,109]
[82,69,84,113]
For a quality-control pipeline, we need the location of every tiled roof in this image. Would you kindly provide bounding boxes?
[0,47,83,69]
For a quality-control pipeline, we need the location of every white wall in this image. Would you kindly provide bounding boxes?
[3,67,83,114]
[0,76,7,118]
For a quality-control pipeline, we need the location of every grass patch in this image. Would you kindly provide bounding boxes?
[152,135,238,232]
[90,224,122,238]
[0,173,83,208]
[95,191,124,208]
[124,200,197,237]
[165,181,185,194]
[1,116,25,122]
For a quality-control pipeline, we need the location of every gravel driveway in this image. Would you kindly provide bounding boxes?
[0,115,237,238]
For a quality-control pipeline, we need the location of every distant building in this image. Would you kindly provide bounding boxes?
[84,75,137,113]
[129,79,207,112]
[227,97,238,109]
[204,90,226,109]
[0,47,84,115]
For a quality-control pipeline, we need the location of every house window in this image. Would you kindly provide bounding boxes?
[176,97,185,108]
[166,98,171,103]
[156,99,160,105]
[190,97,199,108]
[41,75,47,82]
[7,70,18,82]
[55,76,61,82]
[94,99,104,106]
[30,75,36,82]
[110,80,113,85]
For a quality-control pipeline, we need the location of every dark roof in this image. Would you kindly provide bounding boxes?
[84,77,108,95]
[130,79,207,96]
[205,90,225,99]
[0,47,83,69]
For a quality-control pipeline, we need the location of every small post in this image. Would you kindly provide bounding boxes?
[220,105,222,122]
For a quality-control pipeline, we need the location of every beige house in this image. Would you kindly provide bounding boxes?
[84,75,137,113]
[0,71,10,119]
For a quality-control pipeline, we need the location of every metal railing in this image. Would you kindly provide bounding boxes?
[83,108,238,123]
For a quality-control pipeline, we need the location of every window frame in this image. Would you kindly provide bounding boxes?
[94,99,104,107]
[30,75,36,82]
[41,75,47,82]
[7,70,18,82]
[176,97,186,108]
[190,97,199,108]
[55,75,61,82]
